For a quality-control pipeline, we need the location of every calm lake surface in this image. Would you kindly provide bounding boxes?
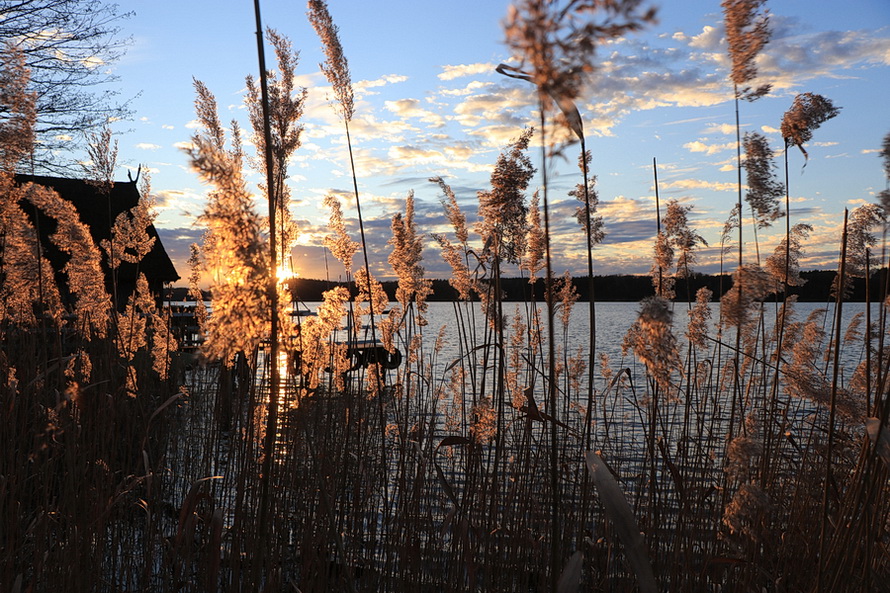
[282,298,878,475]
[301,299,878,389]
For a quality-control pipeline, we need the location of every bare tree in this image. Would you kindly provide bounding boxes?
[0,0,132,173]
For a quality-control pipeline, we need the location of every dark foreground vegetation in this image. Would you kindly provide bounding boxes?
[3,0,890,592]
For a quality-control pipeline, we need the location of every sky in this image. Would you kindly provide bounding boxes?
[98,0,890,286]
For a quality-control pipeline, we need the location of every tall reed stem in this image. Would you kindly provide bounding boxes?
[253,0,280,578]
[581,139,596,452]
[653,157,663,294]
[538,99,561,591]
[819,208,848,593]
[726,87,744,487]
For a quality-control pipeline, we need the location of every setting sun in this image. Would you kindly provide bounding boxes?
[276,265,298,282]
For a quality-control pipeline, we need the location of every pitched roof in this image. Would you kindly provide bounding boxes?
[15,174,180,296]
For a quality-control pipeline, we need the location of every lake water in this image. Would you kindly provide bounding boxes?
[284,299,877,456]
[302,299,878,391]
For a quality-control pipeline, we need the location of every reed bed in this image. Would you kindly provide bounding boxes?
[3,1,890,591]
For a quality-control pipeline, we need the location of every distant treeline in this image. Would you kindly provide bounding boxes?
[165,270,889,304]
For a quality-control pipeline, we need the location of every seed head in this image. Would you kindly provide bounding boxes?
[722,0,772,100]
[307,0,354,121]
[504,0,656,103]
[781,93,841,160]
[743,132,784,228]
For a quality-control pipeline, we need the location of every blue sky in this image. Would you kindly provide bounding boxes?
[101,0,890,284]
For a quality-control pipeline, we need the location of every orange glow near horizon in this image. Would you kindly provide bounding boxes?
[276,265,299,282]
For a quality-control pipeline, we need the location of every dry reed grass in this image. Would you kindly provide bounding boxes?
[2,4,889,593]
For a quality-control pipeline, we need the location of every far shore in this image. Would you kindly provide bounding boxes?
[166,269,887,303]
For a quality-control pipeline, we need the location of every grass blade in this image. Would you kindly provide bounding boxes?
[586,451,657,593]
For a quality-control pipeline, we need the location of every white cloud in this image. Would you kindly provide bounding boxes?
[384,98,445,127]
[355,74,409,93]
[598,194,654,222]
[465,124,533,148]
[689,25,722,50]
[154,189,186,207]
[135,142,161,150]
[702,123,737,136]
[661,178,738,192]
[671,31,688,43]
[438,63,495,81]
[388,145,441,163]
[756,26,890,92]
[542,23,890,140]
[451,86,531,130]
[439,80,491,97]
[684,140,735,155]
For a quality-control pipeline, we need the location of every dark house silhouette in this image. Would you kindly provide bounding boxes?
[15,174,179,307]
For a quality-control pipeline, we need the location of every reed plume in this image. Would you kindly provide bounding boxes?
[124,272,177,380]
[102,181,156,269]
[650,200,706,298]
[651,228,674,299]
[25,181,111,339]
[0,47,63,326]
[743,131,784,229]
[115,272,173,394]
[323,194,359,274]
[557,270,579,330]
[84,126,118,196]
[878,132,890,211]
[665,199,706,279]
[245,29,306,270]
[307,0,354,122]
[388,190,432,323]
[186,81,273,364]
[470,396,497,445]
[434,233,472,301]
[116,273,149,365]
[720,264,772,328]
[723,0,772,327]
[832,203,884,299]
[307,0,382,396]
[503,0,656,104]
[353,266,388,321]
[882,132,890,179]
[477,128,535,265]
[722,0,772,101]
[781,92,841,161]
[0,176,62,326]
[764,223,812,287]
[431,176,473,299]
[433,176,469,245]
[686,287,713,351]
[0,43,36,170]
[521,190,546,284]
[570,150,604,246]
[723,481,770,541]
[623,295,680,394]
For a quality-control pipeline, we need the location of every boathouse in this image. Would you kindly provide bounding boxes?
[15,173,179,306]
